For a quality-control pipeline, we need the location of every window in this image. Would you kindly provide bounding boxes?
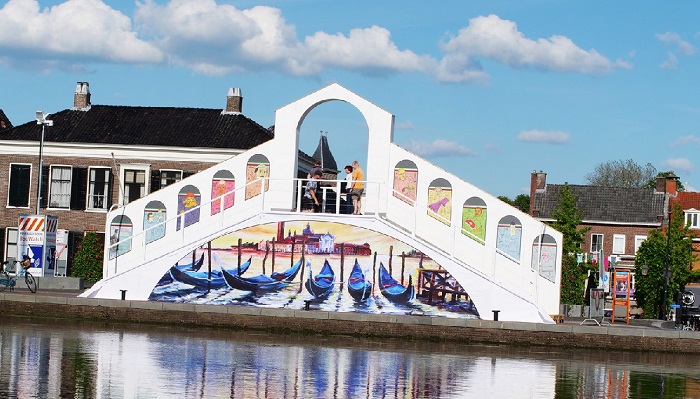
[124,169,146,204]
[8,164,31,207]
[612,234,625,255]
[48,166,72,208]
[685,210,699,229]
[4,228,17,265]
[590,234,603,253]
[634,235,646,255]
[160,170,182,188]
[88,167,111,210]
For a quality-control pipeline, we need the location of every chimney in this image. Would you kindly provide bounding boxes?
[224,87,242,114]
[73,82,91,110]
[529,170,546,215]
[655,175,678,196]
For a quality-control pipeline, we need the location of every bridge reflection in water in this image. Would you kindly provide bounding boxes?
[1,317,698,398]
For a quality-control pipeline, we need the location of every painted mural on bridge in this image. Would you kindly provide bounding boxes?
[150,220,479,319]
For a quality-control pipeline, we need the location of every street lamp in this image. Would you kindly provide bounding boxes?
[35,111,53,215]
[661,174,679,320]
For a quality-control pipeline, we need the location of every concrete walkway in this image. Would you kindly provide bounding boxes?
[2,289,698,354]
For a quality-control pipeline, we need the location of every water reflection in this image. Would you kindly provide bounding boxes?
[2,317,700,398]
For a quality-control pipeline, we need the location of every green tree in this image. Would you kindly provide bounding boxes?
[585,159,657,188]
[498,194,530,213]
[635,203,696,318]
[71,231,104,283]
[548,183,591,304]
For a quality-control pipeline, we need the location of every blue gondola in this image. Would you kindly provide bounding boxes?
[378,263,414,303]
[305,259,335,299]
[169,257,251,289]
[347,259,372,302]
[172,253,205,273]
[222,258,304,293]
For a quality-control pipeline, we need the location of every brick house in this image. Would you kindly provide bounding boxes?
[0,82,306,274]
[671,191,700,270]
[529,171,676,274]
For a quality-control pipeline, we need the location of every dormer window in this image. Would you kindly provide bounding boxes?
[685,209,699,229]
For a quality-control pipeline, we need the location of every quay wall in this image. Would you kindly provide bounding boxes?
[2,292,698,354]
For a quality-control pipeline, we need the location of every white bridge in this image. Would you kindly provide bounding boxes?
[82,84,562,324]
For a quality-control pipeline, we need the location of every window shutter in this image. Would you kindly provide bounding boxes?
[40,166,49,209]
[150,170,161,193]
[70,167,88,210]
[107,169,114,208]
[0,228,5,261]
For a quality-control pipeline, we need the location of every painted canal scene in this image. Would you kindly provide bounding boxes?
[150,220,478,318]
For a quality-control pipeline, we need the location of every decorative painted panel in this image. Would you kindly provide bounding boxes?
[427,178,451,226]
[461,197,487,244]
[109,215,132,259]
[393,160,418,205]
[496,215,521,262]
[144,201,166,244]
[532,234,557,282]
[211,170,235,215]
[246,154,270,200]
[177,184,201,231]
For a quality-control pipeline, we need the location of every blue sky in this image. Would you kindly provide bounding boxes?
[1,0,699,198]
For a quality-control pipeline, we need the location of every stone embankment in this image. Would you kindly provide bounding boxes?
[2,291,697,354]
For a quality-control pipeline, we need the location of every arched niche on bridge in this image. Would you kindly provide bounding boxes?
[532,234,557,282]
[109,215,132,259]
[462,197,487,244]
[496,215,522,262]
[393,159,418,205]
[144,200,166,244]
[177,185,201,231]
[211,169,235,215]
[246,154,270,200]
[427,178,452,226]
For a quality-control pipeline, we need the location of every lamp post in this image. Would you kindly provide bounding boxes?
[35,111,53,215]
[660,174,679,320]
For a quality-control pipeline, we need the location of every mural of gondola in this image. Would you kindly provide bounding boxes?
[149,221,479,318]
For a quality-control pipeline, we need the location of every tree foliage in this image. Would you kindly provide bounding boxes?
[548,183,591,304]
[71,231,104,283]
[498,194,530,213]
[635,203,697,318]
[585,159,657,188]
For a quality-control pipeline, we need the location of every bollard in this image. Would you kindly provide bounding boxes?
[304,299,311,311]
[120,290,127,300]
[492,310,500,321]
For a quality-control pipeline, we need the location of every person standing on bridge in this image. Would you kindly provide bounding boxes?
[350,160,364,215]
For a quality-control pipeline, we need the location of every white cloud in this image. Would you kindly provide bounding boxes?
[671,135,700,147]
[656,32,696,55]
[0,1,624,81]
[437,15,617,78]
[484,142,501,153]
[516,130,570,144]
[662,158,694,173]
[394,121,415,130]
[403,139,477,157]
[0,0,162,67]
[660,51,679,69]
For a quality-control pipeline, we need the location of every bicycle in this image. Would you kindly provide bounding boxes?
[0,258,37,293]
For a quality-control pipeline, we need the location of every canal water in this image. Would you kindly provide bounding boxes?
[2,316,700,399]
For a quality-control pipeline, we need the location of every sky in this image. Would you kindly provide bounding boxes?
[1,0,699,198]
